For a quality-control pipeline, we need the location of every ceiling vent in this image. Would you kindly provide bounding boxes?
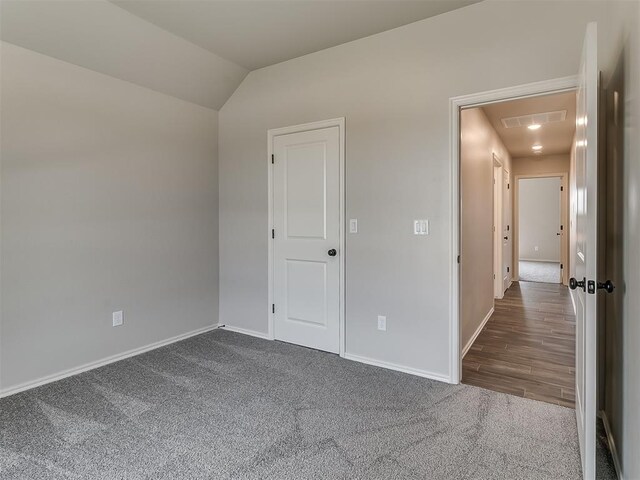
[501,110,567,128]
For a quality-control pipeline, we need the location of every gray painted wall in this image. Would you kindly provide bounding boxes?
[0,43,219,390]
[218,0,607,378]
[601,2,640,478]
[459,107,511,351]
[518,177,561,262]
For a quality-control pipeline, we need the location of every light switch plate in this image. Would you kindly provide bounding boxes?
[112,310,124,327]
[349,219,358,233]
[413,219,429,235]
[377,315,387,331]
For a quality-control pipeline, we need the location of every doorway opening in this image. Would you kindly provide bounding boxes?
[516,174,568,284]
[457,87,577,408]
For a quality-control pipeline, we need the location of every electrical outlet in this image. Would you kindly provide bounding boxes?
[112,310,124,327]
[349,219,358,233]
[377,315,387,331]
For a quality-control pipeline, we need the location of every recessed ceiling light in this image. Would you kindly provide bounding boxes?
[532,145,543,151]
[527,124,541,130]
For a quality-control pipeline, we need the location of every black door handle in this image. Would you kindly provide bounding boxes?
[328,249,337,257]
[597,280,615,293]
[569,277,586,291]
[503,236,508,240]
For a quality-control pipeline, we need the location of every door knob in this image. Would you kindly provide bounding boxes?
[597,280,615,293]
[327,249,337,257]
[503,236,508,240]
[569,277,586,291]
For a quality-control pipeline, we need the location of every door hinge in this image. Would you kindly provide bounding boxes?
[271,154,274,164]
[560,186,564,191]
[272,229,275,239]
[493,274,496,279]
[561,263,564,269]
[507,266,510,273]
[508,183,510,189]
[560,225,564,231]
[457,255,460,264]
[507,225,510,231]
[272,304,275,314]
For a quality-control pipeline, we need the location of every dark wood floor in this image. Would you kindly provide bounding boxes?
[462,281,576,408]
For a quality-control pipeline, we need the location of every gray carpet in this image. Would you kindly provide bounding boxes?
[1,329,584,479]
[519,260,562,283]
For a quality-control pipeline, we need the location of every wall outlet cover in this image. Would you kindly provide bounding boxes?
[349,219,358,233]
[112,310,124,327]
[377,315,387,331]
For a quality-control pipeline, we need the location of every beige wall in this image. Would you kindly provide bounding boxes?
[460,107,511,352]
[513,154,571,283]
[218,0,607,379]
[0,43,219,391]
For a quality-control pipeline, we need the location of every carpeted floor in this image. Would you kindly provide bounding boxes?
[519,260,562,283]
[1,329,585,479]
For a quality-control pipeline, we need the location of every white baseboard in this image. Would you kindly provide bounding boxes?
[601,410,623,480]
[462,307,494,358]
[0,324,219,399]
[343,352,451,383]
[220,324,271,340]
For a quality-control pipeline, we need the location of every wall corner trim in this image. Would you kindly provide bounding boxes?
[461,307,494,359]
[343,352,452,384]
[0,324,219,399]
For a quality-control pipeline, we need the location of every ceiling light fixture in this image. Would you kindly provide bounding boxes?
[532,145,543,151]
[527,124,541,130]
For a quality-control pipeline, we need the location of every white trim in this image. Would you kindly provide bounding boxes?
[221,324,271,340]
[0,324,219,399]
[462,307,494,358]
[600,410,623,480]
[267,118,346,356]
[343,353,450,383]
[450,75,578,384]
[570,289,577,316]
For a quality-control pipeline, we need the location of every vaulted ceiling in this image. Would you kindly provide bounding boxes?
[1,0,480,110]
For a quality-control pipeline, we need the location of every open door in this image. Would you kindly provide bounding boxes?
[570,22,598,480]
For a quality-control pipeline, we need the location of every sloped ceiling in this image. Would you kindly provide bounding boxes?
[112,0,481,70]
[0,0,248,110]
[1,0,480,109]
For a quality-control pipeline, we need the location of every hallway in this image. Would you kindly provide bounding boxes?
[462,281,575,408]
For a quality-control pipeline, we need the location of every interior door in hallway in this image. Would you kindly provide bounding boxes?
[571,22,599,480]
[272,125,341,353]
[502,169,512,293]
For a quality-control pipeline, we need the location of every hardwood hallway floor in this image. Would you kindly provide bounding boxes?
[462,281,575,408]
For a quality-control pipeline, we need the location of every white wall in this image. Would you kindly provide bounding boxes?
[459,107,511,351]
[218,0,607,379]
[518,177,561,262]
[0,43,219,391]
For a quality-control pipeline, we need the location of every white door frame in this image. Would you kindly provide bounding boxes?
[513,172,569,285]
[450,76,577,384]
[267,118,346,356]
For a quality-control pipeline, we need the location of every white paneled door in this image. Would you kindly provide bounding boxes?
[571,22,598,480]
[272,125,341,353]
[502,169,511,293]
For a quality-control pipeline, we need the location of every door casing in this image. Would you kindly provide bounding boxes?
[450,76,578,384]
[267,118,346,356]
